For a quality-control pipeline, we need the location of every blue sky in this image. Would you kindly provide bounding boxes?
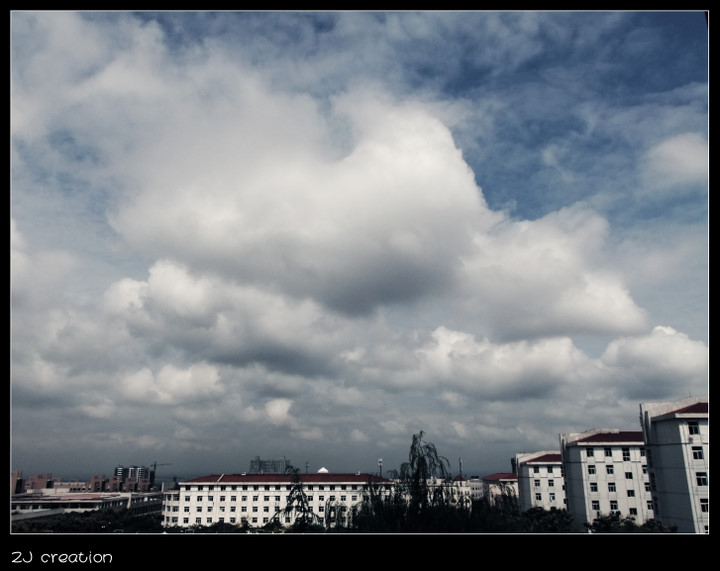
[11,11,708,480]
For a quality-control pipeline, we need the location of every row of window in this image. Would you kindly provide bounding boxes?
[182,483,366,492]
[167,501,350,514]
[591,500,654,514]
[534,492,564,503]
[585,447,644,461]
[175,494,359,504]
[533,479,562,488]
[531,465,563,475]
[587,465,647,477]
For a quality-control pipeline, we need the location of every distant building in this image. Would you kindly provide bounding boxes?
[248,456,290,474]
[11,470,24,495]
[640,396,709,533]
[11,490,163,523]
[560,429,653,530]
[480,472,518,505]
[515,451,566,511]
[162,471,392,529]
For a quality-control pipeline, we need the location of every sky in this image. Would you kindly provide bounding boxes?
[10,11,708,481]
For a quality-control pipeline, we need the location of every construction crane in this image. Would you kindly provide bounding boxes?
[150,461,172,472]
[148,461,172,487]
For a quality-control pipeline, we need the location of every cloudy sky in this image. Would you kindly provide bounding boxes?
[11,11,708,481]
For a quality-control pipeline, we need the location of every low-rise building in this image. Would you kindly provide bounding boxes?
[11,490,163,523]
[480,472,518,505]
[515,451,566,511]
[162,471,392,529]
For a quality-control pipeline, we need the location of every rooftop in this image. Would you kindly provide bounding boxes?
[182,473,391,484]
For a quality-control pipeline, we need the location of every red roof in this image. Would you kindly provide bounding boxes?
[574,430,644,444]
[526,453,562,463]
[670,402,708,415]
[483,473,517,481]
[183,473,391,484]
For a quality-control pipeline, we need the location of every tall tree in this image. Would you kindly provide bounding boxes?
[275,465,321,532]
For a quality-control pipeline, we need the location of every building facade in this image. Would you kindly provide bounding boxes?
[480,472,518,505]
[640,396,709,533]
[161,472,392,529]
[515,452,566,512]
[560,429,653,530]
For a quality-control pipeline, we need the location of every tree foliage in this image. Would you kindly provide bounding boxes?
[585,512,676,533]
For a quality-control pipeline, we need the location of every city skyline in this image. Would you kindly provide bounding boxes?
[11,11,708,480]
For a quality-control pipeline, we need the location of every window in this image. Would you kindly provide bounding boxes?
[588,465,596,475]
[629,508,637,516]
[592,500,600,511]
[610,500,618,511]
[535,493,542,501]
[689,421,700,435]
[533,466,539,473]
[534,479,540,487]
[547,466,554,474]
[647,501,654,511]
[548,479,554,487]
[693,447,704,460]
[608,482,616,493]
[590,483,598,493]
[627,490,635,498]
[696,472,708,486]
[625,472,633,479]
[604,447,612,457]
[586,448,594,458]
[622,448,631,461]
[700,499,709,513]
[606,465,614,475]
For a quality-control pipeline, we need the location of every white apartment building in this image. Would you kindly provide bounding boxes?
[640,396,709,533]
[515,452,566,512]
[162,471,392,529]
[560,429,653,530]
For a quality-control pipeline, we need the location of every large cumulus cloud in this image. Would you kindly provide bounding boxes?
[11,12,707,476]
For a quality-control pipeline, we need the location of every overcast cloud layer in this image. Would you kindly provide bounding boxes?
[11,11,708,479]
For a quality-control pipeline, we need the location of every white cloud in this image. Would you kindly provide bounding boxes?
[642,132,708,190]
[120,363,223,406]
[600,326,709,399]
